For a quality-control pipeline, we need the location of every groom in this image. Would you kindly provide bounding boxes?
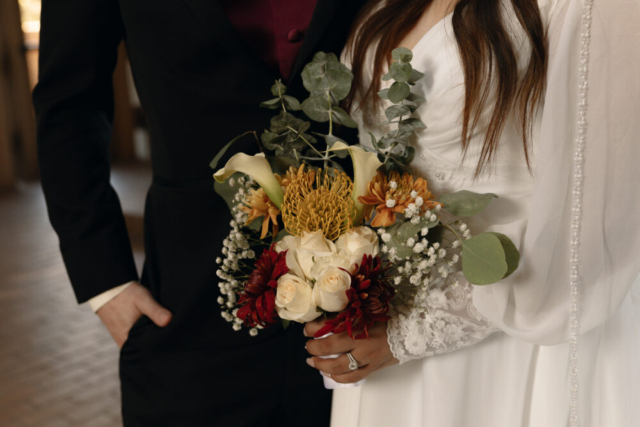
[34,1,365,425]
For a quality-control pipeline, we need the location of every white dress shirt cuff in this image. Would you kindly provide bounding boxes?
[88,281,135,313]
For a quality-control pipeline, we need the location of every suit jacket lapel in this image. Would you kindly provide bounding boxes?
[180,0,278,79]
[290,0,343,81]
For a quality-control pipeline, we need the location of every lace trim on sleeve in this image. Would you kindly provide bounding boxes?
[387,282,498,364]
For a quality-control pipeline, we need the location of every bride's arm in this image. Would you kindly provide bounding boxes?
[473,0,640,345]
[387,283,497,364]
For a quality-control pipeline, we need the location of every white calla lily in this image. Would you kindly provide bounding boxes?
[329,141,382,224]
[213,153,284,208]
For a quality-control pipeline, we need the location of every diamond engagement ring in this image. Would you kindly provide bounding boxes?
[346,352,359,371]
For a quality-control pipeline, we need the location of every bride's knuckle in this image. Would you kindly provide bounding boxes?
[331,359,344,373]
[318,339,332,354]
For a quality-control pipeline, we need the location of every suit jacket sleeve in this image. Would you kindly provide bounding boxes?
[33,0,139,303]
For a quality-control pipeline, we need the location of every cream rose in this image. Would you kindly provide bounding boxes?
[335,227,380,269]
[313,266,352,312]
[275,274,321,322]
[275,230,337,280]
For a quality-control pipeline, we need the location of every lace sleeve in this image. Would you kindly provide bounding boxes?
[387,282,498,364]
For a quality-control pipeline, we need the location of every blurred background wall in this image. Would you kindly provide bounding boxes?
[1,1,151,424]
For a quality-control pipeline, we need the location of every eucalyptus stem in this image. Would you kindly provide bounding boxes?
[286,126,325,159]
[442,223,463,244]
[327,92,334,136]
[278,82,287,114]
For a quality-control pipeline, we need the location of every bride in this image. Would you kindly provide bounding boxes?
[304,0,640,425]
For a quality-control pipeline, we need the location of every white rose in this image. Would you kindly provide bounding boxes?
[313,266,351,312]
[335,227,380,269]
[275,230,337,280]
[275,274,321,322]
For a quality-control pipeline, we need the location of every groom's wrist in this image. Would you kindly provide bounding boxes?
[88,281,136,313]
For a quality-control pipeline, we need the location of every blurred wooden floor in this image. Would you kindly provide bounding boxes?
[0,165,150,426]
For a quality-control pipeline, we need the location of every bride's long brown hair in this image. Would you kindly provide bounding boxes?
[343,0,547,176]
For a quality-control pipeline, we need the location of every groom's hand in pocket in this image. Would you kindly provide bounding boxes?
[97,282,172,349]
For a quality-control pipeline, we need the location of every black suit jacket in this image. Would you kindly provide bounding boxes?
[34,0,366,303]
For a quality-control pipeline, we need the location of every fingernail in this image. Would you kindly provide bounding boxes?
[303,328,309,337]
[306,358,315,368]
[321,372,331,378]
[159,311,171,324]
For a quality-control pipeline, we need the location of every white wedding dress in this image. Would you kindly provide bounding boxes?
[333,0,640,426]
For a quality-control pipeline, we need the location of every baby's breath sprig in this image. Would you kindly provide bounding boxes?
[216,176,265,336]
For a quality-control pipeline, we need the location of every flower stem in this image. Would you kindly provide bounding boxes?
[442,223,463,244]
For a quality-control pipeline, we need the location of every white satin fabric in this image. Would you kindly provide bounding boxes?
[332,0,640,426]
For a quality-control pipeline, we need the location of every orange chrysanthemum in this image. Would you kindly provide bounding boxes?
[240,188,281,239]
[275,165,316,189]
[358,170,440,227]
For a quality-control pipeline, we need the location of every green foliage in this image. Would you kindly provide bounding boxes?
[384,215,440,260]
[301,96,332,122]
[489,232,520,279]
[369,48,428,174]
[301,52,354,102]
[461,232,520,285]
[388,82,411,103]
[461,233,508,285]
[440,191,498,217]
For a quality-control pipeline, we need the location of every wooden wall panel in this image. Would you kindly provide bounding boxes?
[0,0,38,184]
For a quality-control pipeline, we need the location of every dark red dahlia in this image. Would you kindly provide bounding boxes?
[315,254,395,340]
[236,248,288,328]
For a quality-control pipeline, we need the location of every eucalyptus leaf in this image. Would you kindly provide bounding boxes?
[332,106,358,128]
[408,69,425,84]
[382,72,392,81]
[271,81,287,97]
[301,96,331,122]
[487,232,520,279]
[301,52,354,102]
[461,233,508,285]
[388,82,411,103]
[440,191,498,217]
[389,62,413,83]
[406,92,427,104]
[392,47,413,63]
[378,88,390,100]
[298,121,311,135]
[283,95,301,111]
[358,142,379,153]
[398,118,426,133]
[268,155,300,174]
[406,103,419,114]
[399,146,415,164]
[385,105,411,121]
[368,132,379,149]
[261,132,287,150]
[260,97,281,110]
[270,111,303,133]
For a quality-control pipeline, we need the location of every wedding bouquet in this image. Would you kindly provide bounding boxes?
[211,49,520,339]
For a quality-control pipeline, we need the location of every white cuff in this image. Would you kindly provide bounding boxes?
[88,281,135,313]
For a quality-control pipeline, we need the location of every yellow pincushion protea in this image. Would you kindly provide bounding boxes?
[281,168,355,241]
